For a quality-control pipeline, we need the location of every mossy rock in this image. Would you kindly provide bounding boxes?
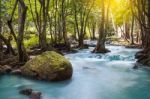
[21,51,73,81]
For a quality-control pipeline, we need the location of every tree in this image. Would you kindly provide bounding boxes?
[28,0,51,50]
[134,0,150,66]
[60,0,71,51]
[0,0,2,52]
[0,0,3,61]
[73,0,94,48]
[130,0,135,45]
[17,0,28,62]
[93,0,110,53]
[7,0,28,62]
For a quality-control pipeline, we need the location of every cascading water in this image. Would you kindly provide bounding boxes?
[0,45,150,99]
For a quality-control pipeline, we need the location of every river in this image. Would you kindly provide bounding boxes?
[0,45,150,99]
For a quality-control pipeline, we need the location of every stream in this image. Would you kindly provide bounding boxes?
[0,45,150,99]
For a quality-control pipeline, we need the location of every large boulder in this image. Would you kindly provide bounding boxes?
[21,51,73,81]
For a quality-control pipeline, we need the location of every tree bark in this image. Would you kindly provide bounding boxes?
[93,0,109,53]
[17,0,28,62]
[0,2,3,61]
[62,0,71,51]
[0,34,15,55]
[130,16,135,45]
[0,2,2,52]
[92,22,96,40]
[135,0,150,66]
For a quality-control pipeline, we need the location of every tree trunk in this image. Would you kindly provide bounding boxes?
[17,0,28,62]
[0,5,3,61]
[39,0,48,50]
[78,35,84,48]
[124,23,130,40]
[130,15,135,45]
[0,34,15,55]
[0,6,2,52]
[93,0,109,53]
[62,0,71,51]
[136,0,150,66]
[92,22,96,40]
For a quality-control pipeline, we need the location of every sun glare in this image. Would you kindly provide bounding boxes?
[115,0,122,3]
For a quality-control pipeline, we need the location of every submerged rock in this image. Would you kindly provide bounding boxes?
[30,91,41,99]
[21,51,73,81]
[19,88,33,96]
[133,64,139,69]
[83,66,91,69]
[19,88,41,99]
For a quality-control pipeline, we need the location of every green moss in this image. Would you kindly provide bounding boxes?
[21,51,72,80]
[24,35,39,48]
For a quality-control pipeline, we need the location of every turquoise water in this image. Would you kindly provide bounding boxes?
[0,46,150,99]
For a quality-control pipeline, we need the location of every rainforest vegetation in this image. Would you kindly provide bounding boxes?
[0,0,149,65]
[0,0,150,99]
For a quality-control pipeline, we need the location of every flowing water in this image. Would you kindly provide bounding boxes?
[0,45,150,99]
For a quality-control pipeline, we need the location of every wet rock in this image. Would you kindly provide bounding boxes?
[0,52,4,61]
[19,88,42,99]
[88,44,96,47]
[29,91,42,99]
[0,65,12,74]
[85,41,97,47]
[70,49,78,53]
[126,45,141,49]
[133,64,138,69]
[4,65,12,73]
[135,52,144,59]
[21,51,73,81]
[11,69,22,75]
[147,61,150,66]
[19,88,33,96]
[83,66,96,70]
[83,67,91,69]
[106,41,111,44]
[92,47,110,53]
[0,56,18,66]
[83,44,89,49]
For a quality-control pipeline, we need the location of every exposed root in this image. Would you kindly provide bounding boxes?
[136,47,150,66]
